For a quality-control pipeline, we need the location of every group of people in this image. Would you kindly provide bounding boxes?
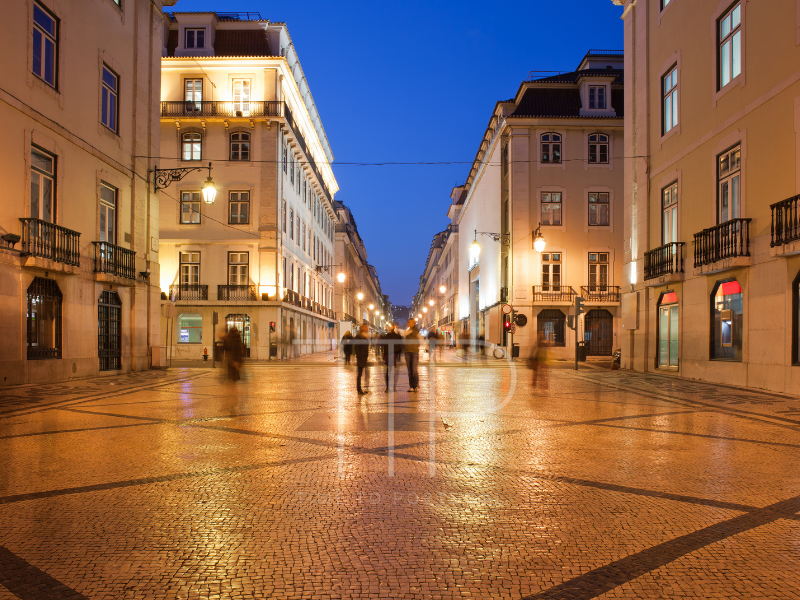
[341,318,443,394]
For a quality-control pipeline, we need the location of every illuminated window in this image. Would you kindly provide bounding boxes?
[541,133,561,164]
[711,280,742,361]
[588,193,609,226]
[178,313,202,343]
[719,4,741,89]
[541,192,562,225]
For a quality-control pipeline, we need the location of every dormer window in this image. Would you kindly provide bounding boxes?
[589,86,606,109]
[185,28,205,49]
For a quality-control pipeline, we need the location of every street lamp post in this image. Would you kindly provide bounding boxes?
[153,162,217,204]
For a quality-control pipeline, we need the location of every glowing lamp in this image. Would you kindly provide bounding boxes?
[337,272,345,283]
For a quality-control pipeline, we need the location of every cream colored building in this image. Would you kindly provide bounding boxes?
[456,51,625,359]
[614,0,800,392]
[0,0,172,385]
[157,11,339,361]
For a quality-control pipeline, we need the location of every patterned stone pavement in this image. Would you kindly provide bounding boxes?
[1,359,800,599]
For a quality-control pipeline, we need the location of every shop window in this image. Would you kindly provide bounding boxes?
[178,313,202,343]
[537,309,565,347]
[711,279,743,361]
[658,291,679,368]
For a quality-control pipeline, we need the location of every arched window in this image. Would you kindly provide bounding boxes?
[230,132,250,161]
[182,131,202,161]
[588,133,609,164]
[537,309,565,347]
[711,279,743,361]
[541,133,562,164]
[27,277,62,360]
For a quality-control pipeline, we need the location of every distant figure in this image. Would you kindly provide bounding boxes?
[380,323,403,391]
[289,322,299,359]
[355,324,371,394]
[427,327,440,362]
[341,330,353,365]
[404,318,421,391]
[222,326,244,381]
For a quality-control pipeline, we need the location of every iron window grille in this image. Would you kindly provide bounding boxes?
[98,291,122,370]
[27,277,62,360]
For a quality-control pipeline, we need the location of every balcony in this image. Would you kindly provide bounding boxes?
[19,218,81,268]
[580,285,621,303]
[770,195,800,256]
[217,284,257,301]
[93,242,136,280]
[160,100,283,119]
[170,284,208,301]
[532,285,577,303]
[439,314,453,326]
[644,242,685,283]
[693,218,752,273]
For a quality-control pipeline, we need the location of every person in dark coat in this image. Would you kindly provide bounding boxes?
[222,326,244,381]
[380,323,403,391]
[354,324,371,394]
[404,318,421,391]
[341,330,353,365]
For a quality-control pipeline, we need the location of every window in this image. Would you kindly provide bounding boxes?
[282,257,287,291]
[230,132,250,161]
[588,134,609,164]
[33,2,58,88]
[178,313,202,343]
[297,216,300,242]
[98,290,121,371]
[30,146,55,222]
[302,179,307,204]
[100,182,117,243]
[537,309,565,347]
[290,159,295,184]
[184,79,202,110]
[711,280,743,361]
[229,191,249,224]
[658,291,679,368]
[180,252,200,285]
[661,0,672,8]
[282,142,288,173]
[101,65,118,132]
[282,201,287,232]
[541,133,561,164]
[542,253,561,291]
[182,132,202,161]
[718,145,741,223]
[302,222,306,252]
[589,86,606,109]
[719,4,741,89]
[588,253,609,290]
[541,192,562,226]
[289,208,294,240]
[662,182,678,243]
[588,192,610,226]
[228,252,249,285]
[296,168,301,193]
[180,192,201,224]
[27,277,62,359]
[232,79,250,113]
[185,28,205,49]
[663,66,678,134]
[289,263,295,291]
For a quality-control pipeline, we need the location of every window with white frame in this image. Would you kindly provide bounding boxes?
[228,252,248,285]
[282,200,287,232]
[588,133,609,164]
[282,142,288,173]
[185,28,205,49]
[542,253,561,291]
[588,253,609,290]
[588,192,610,226]
[718,145,741,223]
[232,79,250,113]
[180,251,200,285]
[182,132,201,161]
[719,3,741,90]
[229,191,249,224]
[541,133,561,164]
[33,2,58,88]
[289,208,294,239]
[101,65,118,132]
[290,159,294,184]
[589,85,606,109]
[541,192,562,226]
[302,222,306,252]
[180,192,201,224]
[30,146,55,223]
[230,132,250,161]
[99,182,117,243]
[662,182,678,244]
[184,79,202,110]
[663,66,678,134]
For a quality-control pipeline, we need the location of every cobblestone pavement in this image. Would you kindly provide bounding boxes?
[1,359,800,599]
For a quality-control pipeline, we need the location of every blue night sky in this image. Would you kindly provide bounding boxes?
[168,0,624,305]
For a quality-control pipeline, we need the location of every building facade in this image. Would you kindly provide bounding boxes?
[456,51,625,359]
[614,0,800,393]
[158,12,339,361]
[411,223,459,344]
[0,0,172,385]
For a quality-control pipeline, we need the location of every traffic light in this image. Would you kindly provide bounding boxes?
[503,315,511,330]
[269,321,276,333]
[575,296,585,316]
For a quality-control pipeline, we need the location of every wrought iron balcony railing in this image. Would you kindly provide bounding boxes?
[580,285,621,302]
[19,218,81,266]
[532,285,577,303]
[217,284,257,301]
[644,242,684,280]
[771,195,800,247]
[169,284,208,301]
[693,218,752,268]
[160,100,283,118]
[282,289,302,307]
[92,242,135,279]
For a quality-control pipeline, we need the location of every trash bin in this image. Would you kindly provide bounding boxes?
[577,341,588,362]
[512,343,520,358]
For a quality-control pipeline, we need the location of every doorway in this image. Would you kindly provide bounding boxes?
[585,309,613,356]
[98,290,121,370]
[658,291,679,368]
[226,314,251,357]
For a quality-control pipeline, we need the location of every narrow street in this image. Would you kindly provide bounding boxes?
[1,362,799,599]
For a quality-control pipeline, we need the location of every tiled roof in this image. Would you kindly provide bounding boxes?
[509,72,625,119]
[165,29,272,57]
[532,69,624,85]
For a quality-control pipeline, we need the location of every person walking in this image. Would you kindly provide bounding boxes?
[380,323,403,391]
[341,330,353,365]
[404,318,421,391]
[427,327,439,362]
[355,324,371,394]
[222,326,244,381]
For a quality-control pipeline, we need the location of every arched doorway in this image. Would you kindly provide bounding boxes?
[225,314,251,357]
[585,309,613,356]
[98,290,122,370]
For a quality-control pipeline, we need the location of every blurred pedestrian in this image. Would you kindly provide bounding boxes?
[289,322,299,359]
[381,323,403,391]
[531,330,549,390]
[341,330,353,365]
[222,326,244,381]
[355,324,370,394]
[404,318,421,391]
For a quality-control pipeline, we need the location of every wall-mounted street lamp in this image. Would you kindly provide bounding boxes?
[428,299,434,307]
[315,263,346,282]
[357,292,364,300]
[368,304,374,310]
[422,307,428,313]
[533,223,547,253]
[153,162,217,204]
[439,285,446,294]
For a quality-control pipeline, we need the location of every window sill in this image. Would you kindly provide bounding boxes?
[713,74,744,108]
[659,123,681,148]
[709,357,743,362]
